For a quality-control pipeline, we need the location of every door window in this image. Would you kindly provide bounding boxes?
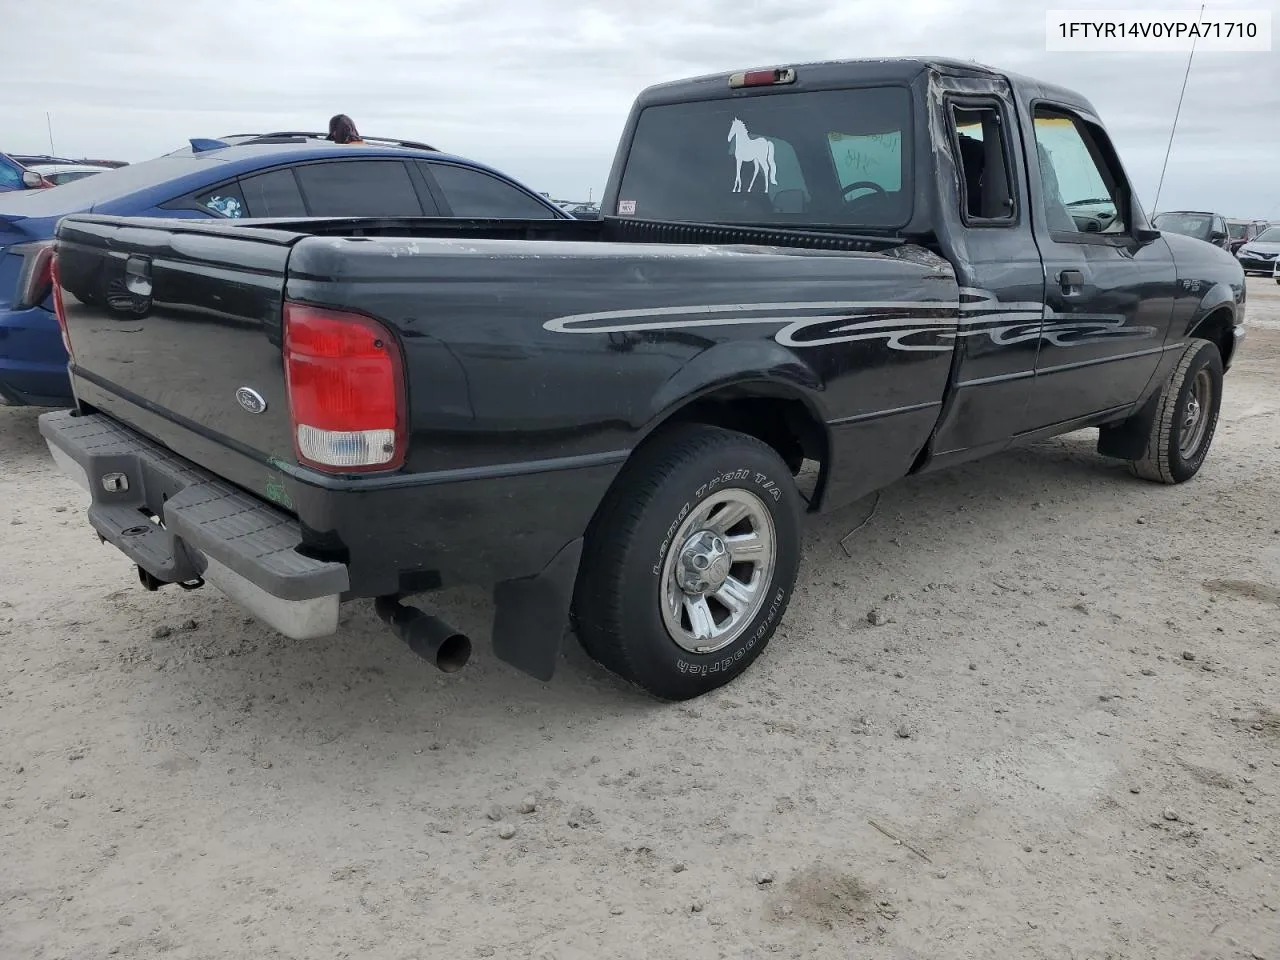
[294,160,426,217]
[0,159,22,190]
[239,168,307,217]
[426,163,558,219]
[1032,110,1126,236]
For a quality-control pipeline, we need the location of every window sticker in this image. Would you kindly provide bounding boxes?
[205,195,243,218]
[726,118,777,193]
[617,199,636,215]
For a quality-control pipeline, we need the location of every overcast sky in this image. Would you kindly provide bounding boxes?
[3,0,1277,216]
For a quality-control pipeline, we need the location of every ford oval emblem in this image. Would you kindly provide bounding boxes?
[235,387,267,415]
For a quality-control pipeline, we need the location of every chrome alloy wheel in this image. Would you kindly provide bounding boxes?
[659,489,777,654]
[1179,368,1214,459]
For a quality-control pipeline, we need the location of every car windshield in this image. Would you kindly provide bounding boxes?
[1227,222,1246,238]
[616,86,913,230]
[1153,212,1212,241]
[1256,227,1280,243]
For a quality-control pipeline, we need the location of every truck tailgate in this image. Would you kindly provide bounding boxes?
[56,216,300,491]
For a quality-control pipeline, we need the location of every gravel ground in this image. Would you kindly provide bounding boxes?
[2,278,1278,960]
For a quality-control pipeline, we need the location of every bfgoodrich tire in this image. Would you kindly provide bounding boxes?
[1130,339,1223,484]
[573,424,802,700]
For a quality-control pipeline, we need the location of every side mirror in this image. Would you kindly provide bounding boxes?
[1209,230,1227,244]
[21,170,45,188]
[1133,226,1161,244]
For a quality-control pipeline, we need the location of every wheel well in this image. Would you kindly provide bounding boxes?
[1192,308,1235,368]
[653,387,829,507]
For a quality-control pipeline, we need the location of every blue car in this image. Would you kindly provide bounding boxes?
[0,151,46,193]
[0,133,566,406]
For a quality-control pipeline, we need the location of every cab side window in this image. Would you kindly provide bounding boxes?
[949,104,1015,223]
[1032,109,1127,237]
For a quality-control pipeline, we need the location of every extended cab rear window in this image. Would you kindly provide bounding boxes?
[615,86,912,229]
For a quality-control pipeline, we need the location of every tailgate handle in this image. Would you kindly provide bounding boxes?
[124,255,152,297]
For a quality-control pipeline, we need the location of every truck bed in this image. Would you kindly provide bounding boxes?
[53,211,957,598]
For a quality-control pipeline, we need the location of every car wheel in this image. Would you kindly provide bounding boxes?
[1129,339,1223,484]
[573,423,802,700]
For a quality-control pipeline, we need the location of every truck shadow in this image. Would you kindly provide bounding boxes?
[127,428,1150,756]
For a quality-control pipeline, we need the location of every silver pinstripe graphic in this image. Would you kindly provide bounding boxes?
[542,287,1157,351]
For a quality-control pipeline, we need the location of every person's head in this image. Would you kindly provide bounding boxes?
[327,114,361,144]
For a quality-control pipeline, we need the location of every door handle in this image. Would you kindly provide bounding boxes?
[1057,269,1085,293]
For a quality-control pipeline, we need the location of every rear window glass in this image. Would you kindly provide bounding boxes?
[615,86,912,228]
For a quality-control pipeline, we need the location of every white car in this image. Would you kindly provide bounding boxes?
[1236,225,1280,278]
[26,162,115,186]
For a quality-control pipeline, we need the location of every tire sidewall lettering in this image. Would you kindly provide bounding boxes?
[674,584,788,677]
[650,465,786,577]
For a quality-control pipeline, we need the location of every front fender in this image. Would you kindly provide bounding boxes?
[1183,280,1239,339]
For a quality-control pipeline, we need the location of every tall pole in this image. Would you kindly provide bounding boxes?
[1151,2,1205,213]
[46,112,56,156]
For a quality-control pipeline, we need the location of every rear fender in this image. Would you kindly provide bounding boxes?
[639,338,828,439]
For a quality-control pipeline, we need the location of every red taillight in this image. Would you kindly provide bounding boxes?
[49,252,73,359]
[282,301,406,473]
[13,240,55,310]
[728,67,797,88]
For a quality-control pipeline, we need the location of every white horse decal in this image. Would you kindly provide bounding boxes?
[727,118,777,193]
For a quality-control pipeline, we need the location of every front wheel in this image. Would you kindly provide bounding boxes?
[573,424,802,700]
[1129,339,1223,484]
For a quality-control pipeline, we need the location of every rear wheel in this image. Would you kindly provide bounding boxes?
[1129,339,1223,484]
[573,424,802,700]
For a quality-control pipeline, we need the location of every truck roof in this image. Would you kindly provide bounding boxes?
[635,56,1097,116]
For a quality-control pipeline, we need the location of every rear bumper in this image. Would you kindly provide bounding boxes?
[39,410,349,639]
[0,305,73,406]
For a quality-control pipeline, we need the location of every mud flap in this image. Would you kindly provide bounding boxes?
[491,537,584,682]
[1097,385,1161,460]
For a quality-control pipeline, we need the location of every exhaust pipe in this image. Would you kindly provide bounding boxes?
[374,596,472,673]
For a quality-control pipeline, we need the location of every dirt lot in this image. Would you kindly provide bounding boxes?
[2,279,1278,960]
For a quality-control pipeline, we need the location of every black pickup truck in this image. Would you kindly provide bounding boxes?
[41,57,1246,700]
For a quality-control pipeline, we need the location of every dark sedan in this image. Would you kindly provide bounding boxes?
[1152,210,1232,251]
